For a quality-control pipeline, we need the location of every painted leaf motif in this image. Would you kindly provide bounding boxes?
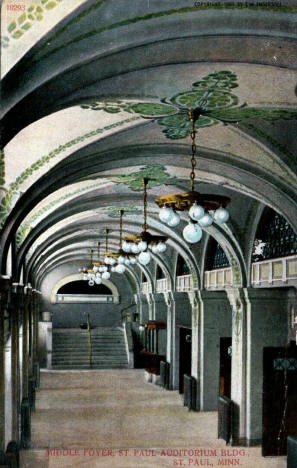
[193,71,238,90]
[208,107,297,122]
[157,113,217,139]
[170,89,238,110]
[107,164,179,191]
[128,102,176,117]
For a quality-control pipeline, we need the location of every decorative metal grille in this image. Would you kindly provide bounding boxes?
[254,209,297,261]
[273,358,297,371]
[213,244,230,269]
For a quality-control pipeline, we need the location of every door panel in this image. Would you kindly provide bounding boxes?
[179,327,192,394]
[262,344,297,457]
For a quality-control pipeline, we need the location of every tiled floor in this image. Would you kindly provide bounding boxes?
[20,369,286,468]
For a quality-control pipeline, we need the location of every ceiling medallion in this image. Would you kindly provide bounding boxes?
[123,178,168,265]
[155,108,230,243]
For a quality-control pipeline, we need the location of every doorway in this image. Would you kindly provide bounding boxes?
[219,337,232,398]
[179,327,192,394]
[262,344,297,456]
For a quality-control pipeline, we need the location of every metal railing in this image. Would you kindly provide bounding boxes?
[86,313,92,367]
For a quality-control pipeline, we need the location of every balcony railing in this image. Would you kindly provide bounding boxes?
[156,278,169,293]
[251,254,297,285]
[176,274,193,292]
[139,254,297,294]
[141,282,151,294]
[204,267,233,290]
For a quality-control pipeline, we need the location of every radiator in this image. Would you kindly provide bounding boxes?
[218,395,233,444]
[183,374,197,410]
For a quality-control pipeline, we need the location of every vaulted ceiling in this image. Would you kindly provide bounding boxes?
[1,0,297,291]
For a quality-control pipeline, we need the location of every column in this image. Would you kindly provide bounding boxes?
[22,286,31,400]
[226,287,248,445]
[0,276,11,452]
[11,284,23,443]
[188,290,201,410]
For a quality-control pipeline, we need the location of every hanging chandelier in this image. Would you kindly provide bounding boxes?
[104,213,138,274]
[92,241,111,280]
[155,109,230,243]
[123,178,167,265]
[80,249,103,286]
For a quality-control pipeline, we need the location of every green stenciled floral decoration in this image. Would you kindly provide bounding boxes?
[16,180,108,247]
[107,164,179,191]
[0,116,140,228]
[5,0,63,45]
[82,71,297,139]
[103,206,142,218]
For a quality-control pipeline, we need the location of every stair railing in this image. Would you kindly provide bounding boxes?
[86,313,92,367]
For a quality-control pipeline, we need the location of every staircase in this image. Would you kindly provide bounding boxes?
[52,327,128,369]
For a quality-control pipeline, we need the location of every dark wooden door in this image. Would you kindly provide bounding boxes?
[262,344,297,457]
[219,337,232,398]
[179,327,192,394]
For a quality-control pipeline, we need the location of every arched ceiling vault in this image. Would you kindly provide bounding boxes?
[1,1,297,289]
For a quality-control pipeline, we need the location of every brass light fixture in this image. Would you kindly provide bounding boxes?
[104,212,138,274]
[155,109,230,243]
[123,178,168,265]
[93,242,111,280]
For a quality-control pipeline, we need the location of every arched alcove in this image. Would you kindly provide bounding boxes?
[57,281,112,295]
[253,207,297,262]
[176,254,191,276]
[205,237,230,270]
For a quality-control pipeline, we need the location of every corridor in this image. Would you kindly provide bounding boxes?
[20,370,286,468]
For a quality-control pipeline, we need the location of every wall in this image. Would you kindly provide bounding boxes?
[200,290,232,411]
[50,302,122,328]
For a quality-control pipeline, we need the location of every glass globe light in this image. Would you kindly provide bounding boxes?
[167,210,180,227]
[189,202,205,221]
[129,257,137,264]
[122,241,131,253]
[78,268,82,273]
[198,212,213,227]
[96,272,102,278]
[138,240,148,252]
[159,206,174,223]
[111,266,115,272]
[93,265,99,273]
[124,259,131,266]
[95,277,102,285]
[115,264,126,274]
[138,251,151,265]
[152,244,159,254]
[157,242,167,253]
[104,256,110,265]
[214,207,230,224]
[110,257,116,265]
[183,222,203,244]
[118,255,125,264]
[102,271,111,280]
[131,243,140,254]
[83,273,88,281]
[88,280,94,286]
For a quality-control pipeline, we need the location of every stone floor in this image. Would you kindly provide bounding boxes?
[21,369,286,468]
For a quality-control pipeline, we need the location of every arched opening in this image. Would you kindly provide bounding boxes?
[253,207,297,262]
[57,280,112,295]
[205,237,230,270]
[176,254,190,276]
[156,264,166,280]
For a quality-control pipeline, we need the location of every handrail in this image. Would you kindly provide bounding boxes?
[86,313,92,367]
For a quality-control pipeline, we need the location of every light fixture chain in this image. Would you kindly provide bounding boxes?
[119,209,124,249]
[143,178,148,232]
[190,116,197,192]
[97,242,100,262]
